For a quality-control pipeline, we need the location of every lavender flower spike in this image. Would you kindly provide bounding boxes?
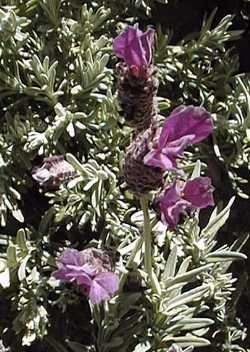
[52,248,118,305]
[144,105,213,171]
[158,177,214,228]
[113,24,155,74]
[32,155,76,189]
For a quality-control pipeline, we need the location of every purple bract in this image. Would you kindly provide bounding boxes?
[144,105,213,171]
[158,177,214,228]
[52,248,119,305]
[113,24,155,76]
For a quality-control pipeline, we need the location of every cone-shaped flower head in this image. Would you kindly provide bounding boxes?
[114,25,158,130]
[52,248,118,305]
[113,24,155,75]
[157,177,214,228]
[144,106,213,171]
[124,121,163,195]
[32,155,76,189]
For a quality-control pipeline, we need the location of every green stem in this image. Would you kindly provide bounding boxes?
[140,196,152,278]
[140,196,161,295]
[119,236,143,292]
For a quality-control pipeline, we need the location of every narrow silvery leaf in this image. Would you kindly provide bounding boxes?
[206,251,247,262]
[0,267,10,289]
[83,178,98,192]
[164,264,212,289]
[167,318,214,332]
[66,153,88,175]
[12,209,24,223]
[7,245,17,268]
[16,229,28,252]
[162,246,178,281]
[99,53,110,71]
[222,233,249,272]
[133,342,151,352]
[190,160,201,179]
[163,336,210,347]
[167,285,209,312]
[18,254,31,281]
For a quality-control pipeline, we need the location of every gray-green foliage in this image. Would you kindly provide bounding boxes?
[0,1,248,352]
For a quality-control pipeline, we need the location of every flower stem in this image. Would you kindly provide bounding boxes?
[119,236,143,292]
[140,196,161,295]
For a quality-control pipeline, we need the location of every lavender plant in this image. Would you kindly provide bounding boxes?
[0,1,249,352]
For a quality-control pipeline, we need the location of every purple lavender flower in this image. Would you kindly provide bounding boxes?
[52,248,119,305]
[144,106,213,171]
[157,177,214,228]
[32,155,76,189]
[113,24,155,76]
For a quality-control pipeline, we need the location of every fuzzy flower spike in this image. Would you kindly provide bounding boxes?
[144,105,213,171]
[52,248,119,305]
[113,25,158,131]
[32,155,76,189]
[123,105,213,195]
[157,177,215,228]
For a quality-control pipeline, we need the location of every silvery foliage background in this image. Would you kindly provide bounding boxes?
[0,0,249,351]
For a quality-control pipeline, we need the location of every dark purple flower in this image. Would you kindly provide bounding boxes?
[113,25,155,75]
[144,106,213,171]
[158,177,214,228]
[32,155,76,189]
[52,248,118,305]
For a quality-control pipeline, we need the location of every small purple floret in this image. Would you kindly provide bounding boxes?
[52,248,118,305]
[144,106,213,171]
[113,24,154,74]
[158,177,214,228]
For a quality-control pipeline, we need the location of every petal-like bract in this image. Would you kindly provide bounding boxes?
[158,181,191,228]
[183,177,215,208]
[144,105,213,171]
[52,248,118,305]
[89,272,119,305]
[113,25,154,69]
[158,177,214,228]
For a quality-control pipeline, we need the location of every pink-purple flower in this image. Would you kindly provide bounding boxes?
[32,155,76,189]
[144,105,213,171]
[113,24,155,76]
[52,248,119,305]
[157,177,214,228]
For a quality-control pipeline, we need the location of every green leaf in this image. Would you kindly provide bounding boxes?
[162,336,210,347]
[7,245,17,268]
[190,160,201,179]
[18,254,31,281]
[168,318,214,332]
[16,229,28,252]
[162,246,178,281]
[206,251,247,262]
[166,285,209,311]
[12,209,24,223]
[164,264,212,289]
